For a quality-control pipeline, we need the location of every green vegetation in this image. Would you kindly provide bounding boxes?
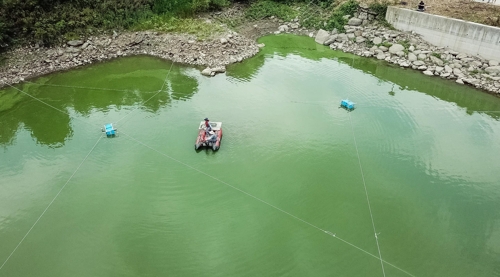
[398,39,410,49]
[431,52,442,59]
[134,16,225,39]
[245,1,298,21]
[0,0,390,51]
[380,41,392,48]
[245,0,359,32]
[0,0,231,50]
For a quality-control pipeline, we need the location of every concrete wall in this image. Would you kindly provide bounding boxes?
[385,6,500,61]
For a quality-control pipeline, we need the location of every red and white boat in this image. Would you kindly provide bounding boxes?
[195,121,223,151]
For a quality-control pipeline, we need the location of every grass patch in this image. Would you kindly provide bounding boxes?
[380,41,392,48]
[245,1,298,21]
[398,39,410,49]
[134,15,225,38]
[431,52,442,59]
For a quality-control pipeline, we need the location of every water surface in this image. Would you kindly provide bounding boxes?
[1,35,500,277]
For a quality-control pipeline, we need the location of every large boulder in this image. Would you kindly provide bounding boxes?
[67,40,84,47]
[444,65,453,73]
[355,36,366,43]
[347,18,362,26]
[324,35,338,46]
[372,37,382,45]
[408,52,417,61]
[485,66,500,74]
[388,44,405,54]
[315,29,330,44]
[429,55,444,66]
[278,25,289,32]
[336,33,348,42]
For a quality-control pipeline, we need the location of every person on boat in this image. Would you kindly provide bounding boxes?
[206,130,217,143]
[204,118,213,136]
[417,1,425,11]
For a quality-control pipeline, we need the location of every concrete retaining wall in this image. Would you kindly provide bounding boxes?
[385,6,500,61]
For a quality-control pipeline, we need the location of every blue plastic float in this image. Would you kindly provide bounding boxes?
[103,123,117,137]
[340,99,355,111]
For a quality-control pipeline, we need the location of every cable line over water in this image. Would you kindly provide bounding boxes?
[114,61,175,125]
[0,135,103,271]
[120,131,415,277]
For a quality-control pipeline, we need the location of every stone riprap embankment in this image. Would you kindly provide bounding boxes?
[0,31,260,86]
[309,6,500,94]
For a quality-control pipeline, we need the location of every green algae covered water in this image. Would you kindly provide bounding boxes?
[1,35,500,277]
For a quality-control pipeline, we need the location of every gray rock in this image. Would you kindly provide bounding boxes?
[331,28,338,35]
[429,55,444,66]
[129,35,144,46]
[257,43,265,48]
[379,46,388,52]
[372,37,382,45]
[65,47,80,53]
[435,66,444,73]
[408,52,417,61]
[220,38,228,44]
[396,51,405,57]
[408,45,415,52]
[418,53,426,60]
[67,40,84,47]
[463,78,479,85]
[418,65,428,71]
[456,53,468,59]
[440,72,451,78]
[290,23,300,29]
[453,68,462,76]
[336,33,348,42]
[423,70,434,76]
[389,44,405,54]
[324,35,338,46]
[278,25,289,32]
[471,61,482,67]
[376,53,386,60]
[315,29,330,44]
[456,79,464,84]
[400,62,410,67]
[413,50,422,55]
[413,60,425,66]
[347,33,355,39]
[201,68,212,76]
[347,18,363,26]
[485,66,500,74]
[489,60,499,66]
[355,36,366,43]
[212,66,226,73]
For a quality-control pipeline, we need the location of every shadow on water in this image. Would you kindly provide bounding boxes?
[0,56,199,148]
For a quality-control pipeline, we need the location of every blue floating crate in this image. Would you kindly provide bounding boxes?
[104,123,116,136]
[340,99,355,110]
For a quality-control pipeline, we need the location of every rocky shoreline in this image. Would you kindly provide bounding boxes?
[1,4,499,95]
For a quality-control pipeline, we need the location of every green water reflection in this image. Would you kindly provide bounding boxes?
[0,35,499,277]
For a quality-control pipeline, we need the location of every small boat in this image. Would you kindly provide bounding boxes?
[195,121,223,151]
